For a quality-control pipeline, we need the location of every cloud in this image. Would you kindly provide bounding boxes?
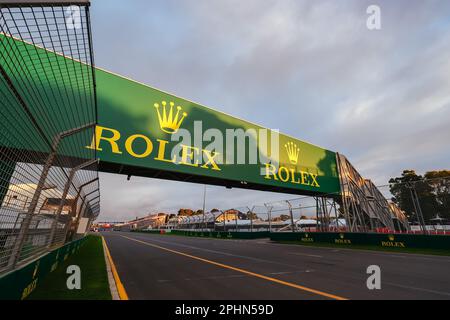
[92,0,450,221]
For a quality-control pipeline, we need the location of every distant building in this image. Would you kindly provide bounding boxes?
[178,208,194,216]
[114,213,169,231]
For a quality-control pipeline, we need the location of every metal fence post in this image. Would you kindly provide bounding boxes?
[72,198,98,239]
[408,183,427,235]
[6,121,96,268]
[286,200,296,233]
[70,196,87,239]
[265,204,273,233]
[249,206,254,232]
[6,150,57,269]
[69,192,99,241]
[47,159,98,248]
[201,185,206,232]
[67,178,99,239]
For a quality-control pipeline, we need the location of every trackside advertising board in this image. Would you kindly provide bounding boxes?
[1,33,341,195]
[91,68,340,195]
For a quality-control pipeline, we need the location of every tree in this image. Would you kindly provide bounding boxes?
[424,171,450,219]
[389,170,449,222]
[245,212,259,220]
[389,170,422,221]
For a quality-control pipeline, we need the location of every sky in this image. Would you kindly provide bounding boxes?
[91,0,450,221]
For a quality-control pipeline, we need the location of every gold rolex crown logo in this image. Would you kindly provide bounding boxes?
[388,234,395,241]
[285,141,300,165]
[154,101,188,134]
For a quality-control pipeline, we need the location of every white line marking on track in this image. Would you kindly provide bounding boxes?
[288,252,323,258]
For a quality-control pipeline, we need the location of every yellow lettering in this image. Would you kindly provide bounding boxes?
[310,173,320,187]
[300,171,310,186]
[290,168,301,184]
[180,145,199,167]
[201,150,221,171]
[264,163,278,180]
[155,139,175,163]
[86,126,122,154]
[278,167,290,182]
[125,134,153,158]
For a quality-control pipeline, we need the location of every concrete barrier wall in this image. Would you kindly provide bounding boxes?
[270,232,450,250]
[0,236,88,300]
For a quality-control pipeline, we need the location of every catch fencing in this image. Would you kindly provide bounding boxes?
[169,176,449,236]
[0,1,99,275]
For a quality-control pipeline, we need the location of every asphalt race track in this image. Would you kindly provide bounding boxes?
[102,232,450,300]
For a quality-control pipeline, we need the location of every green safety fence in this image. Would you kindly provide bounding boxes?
[132,229,270,239]
[270,232,450,250]
[0,236,88,300]
[0,161,15,205]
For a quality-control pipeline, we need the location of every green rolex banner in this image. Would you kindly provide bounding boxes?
[0,33,341,196]
[92,68,341,195]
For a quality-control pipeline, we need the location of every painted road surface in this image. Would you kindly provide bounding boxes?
[102,231,450,300]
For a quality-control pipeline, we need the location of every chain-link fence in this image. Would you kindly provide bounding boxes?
[164,175,449,235]
[0,1,99,274]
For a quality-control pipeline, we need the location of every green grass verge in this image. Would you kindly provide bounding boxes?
[27,235,112,300]
[274,240,450,256]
